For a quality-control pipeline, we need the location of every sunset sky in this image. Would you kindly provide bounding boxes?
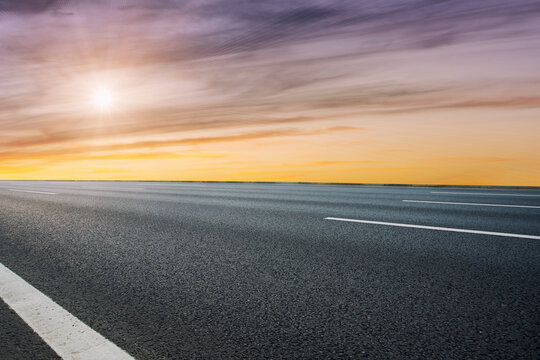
[1,0,539,185]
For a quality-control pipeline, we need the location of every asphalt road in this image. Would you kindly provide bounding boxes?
[0,181,539,359]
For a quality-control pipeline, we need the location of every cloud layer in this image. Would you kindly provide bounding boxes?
[1,0,539,184]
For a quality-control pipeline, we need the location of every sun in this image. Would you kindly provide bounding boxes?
[92,87,115,111]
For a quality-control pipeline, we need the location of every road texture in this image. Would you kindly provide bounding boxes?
[0,181,539,359]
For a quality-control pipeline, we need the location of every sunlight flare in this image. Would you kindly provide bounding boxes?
[92,87,115,111]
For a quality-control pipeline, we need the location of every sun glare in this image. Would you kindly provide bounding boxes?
[92,87,115,111]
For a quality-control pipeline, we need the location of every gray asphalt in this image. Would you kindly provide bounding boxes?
[0,181,539,359]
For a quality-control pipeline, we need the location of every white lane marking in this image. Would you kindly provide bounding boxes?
[8,189,57,195]
[77,187,144,191]
[0,263,134,360]
[431,191,540,197]
[403,200,540,209]
[324,217,540,240]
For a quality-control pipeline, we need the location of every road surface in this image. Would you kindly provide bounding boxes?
[1,181,539,359]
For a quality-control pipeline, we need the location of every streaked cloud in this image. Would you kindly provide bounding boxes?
[0,126,362,161]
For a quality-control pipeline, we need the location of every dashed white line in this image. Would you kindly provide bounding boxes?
[430,191,540,197]
[8,189,57,195]
[403,200,540,209]
[324,217,540,240]
[78,187,145,191]
[0,262,134,360]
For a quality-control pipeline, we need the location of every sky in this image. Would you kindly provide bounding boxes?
[1,0,540,185]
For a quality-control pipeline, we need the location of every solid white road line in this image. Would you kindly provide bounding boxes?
[403,200,540,209]
[431,191,540,197]
[324,217,540,240]
[8,189,57,195]
[0,263,134,360]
